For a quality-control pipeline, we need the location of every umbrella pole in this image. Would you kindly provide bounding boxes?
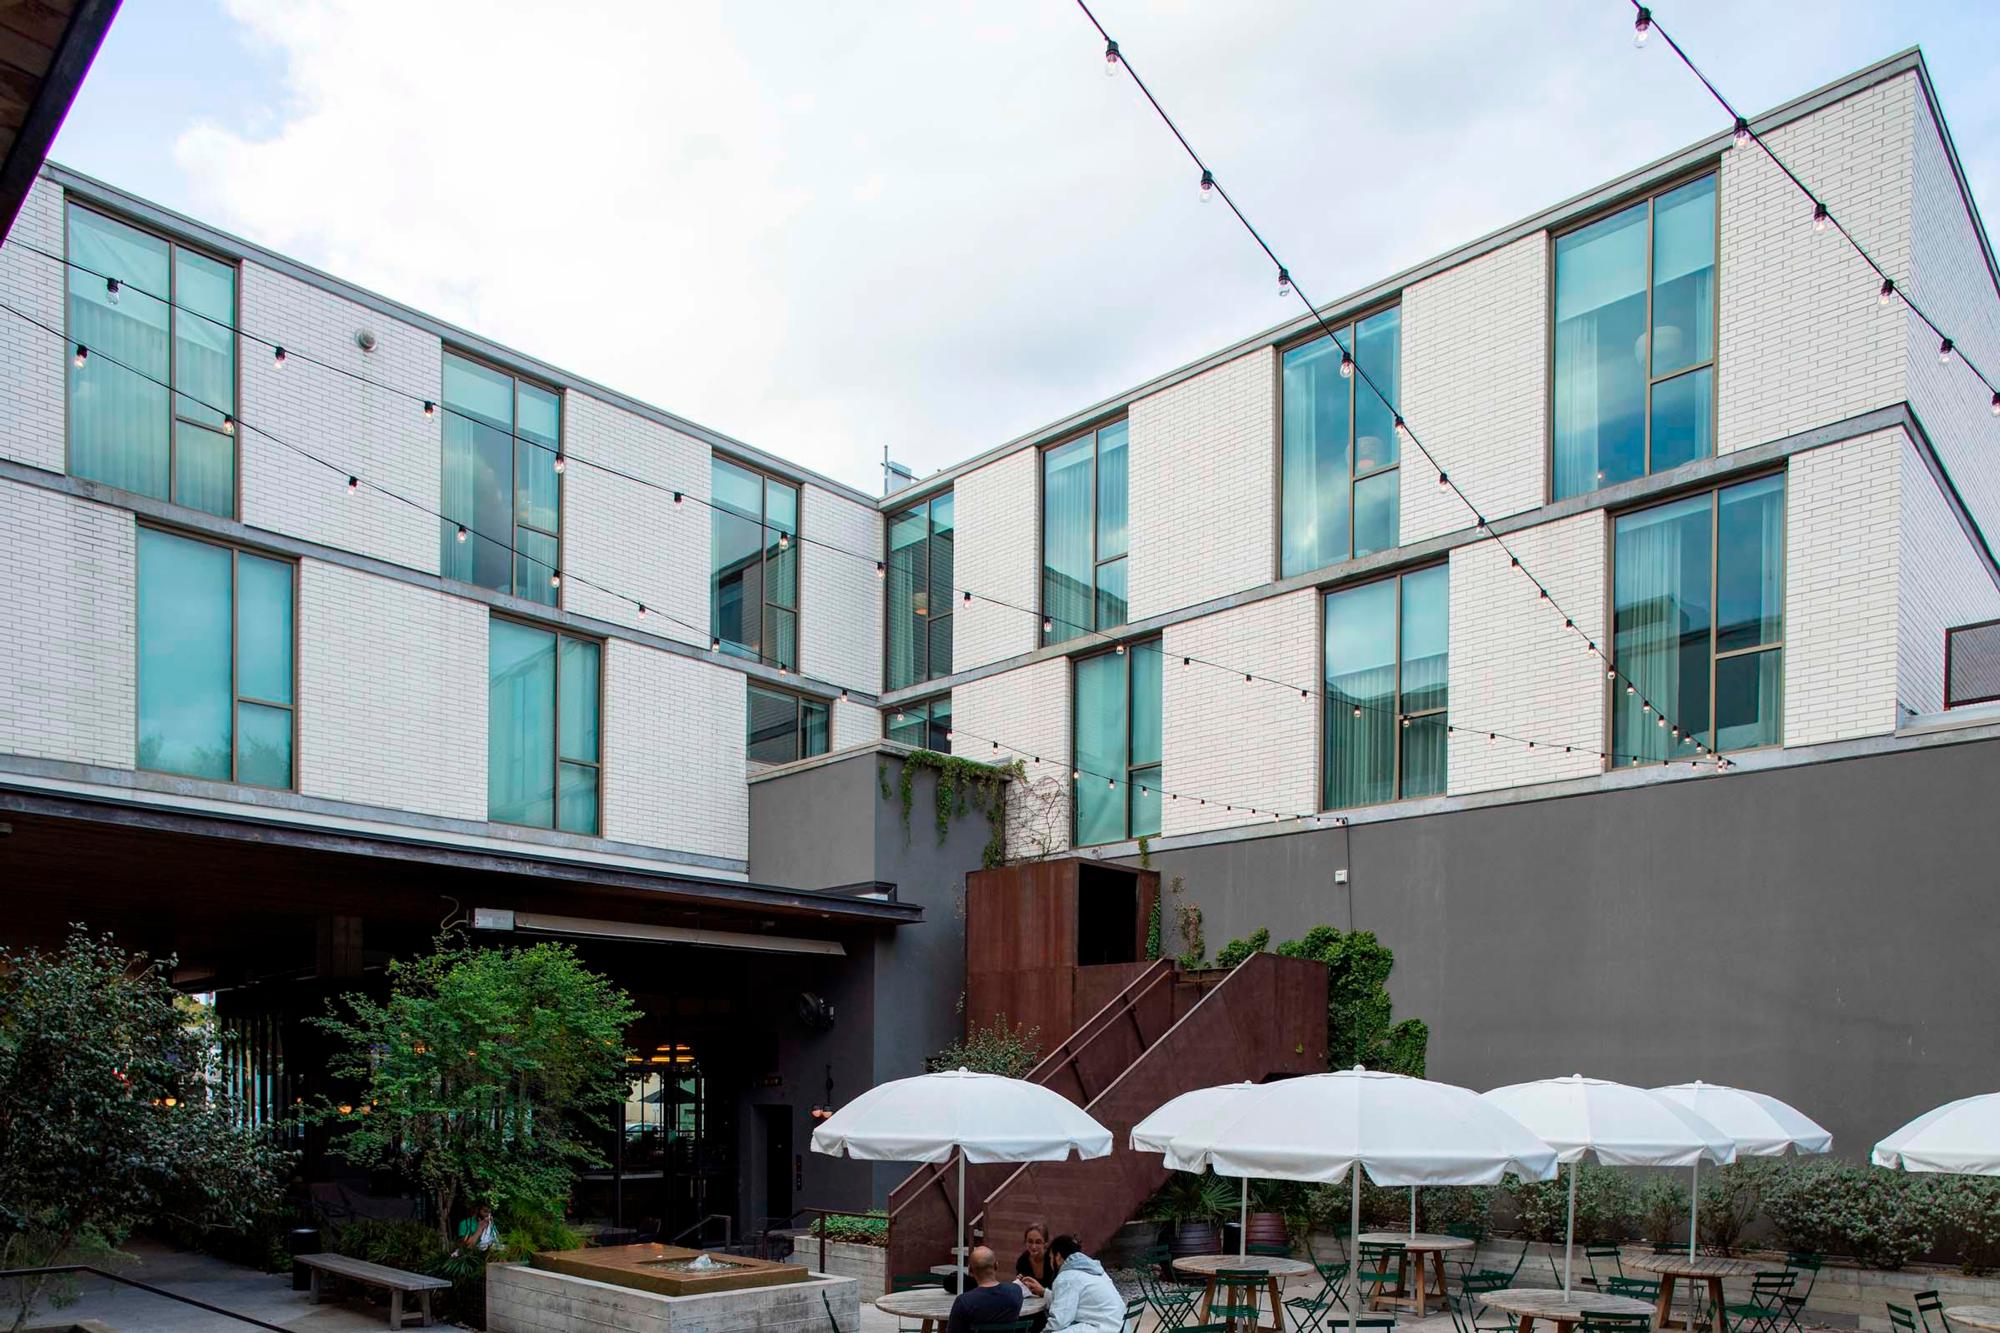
[1409,1186,1417,1236]
[1241,1178,1249,1258]
[958,1152,967,1295]
[1349,1168,1361,1333]
[1563,1159,1577,1294]
[1689,1158,1700,1262]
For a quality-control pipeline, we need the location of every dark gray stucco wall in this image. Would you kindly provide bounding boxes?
[1140,735,2000,1163]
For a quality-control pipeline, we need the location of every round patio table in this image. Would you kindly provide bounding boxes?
[1944,1310,2000,1333]
[1627,1254,1757,1332]
[1356,1232,1476,1317]
[875,1287,1047,1333]
[1172,1254,1317,1332]
[1483,1288,1657,1333]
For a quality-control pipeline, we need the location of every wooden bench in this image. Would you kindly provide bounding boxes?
[295,1252,452,1329]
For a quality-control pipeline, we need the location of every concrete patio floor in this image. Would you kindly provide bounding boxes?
[17,1238,402,1332]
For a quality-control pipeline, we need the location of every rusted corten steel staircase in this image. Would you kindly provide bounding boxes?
[884,950,1327,1288]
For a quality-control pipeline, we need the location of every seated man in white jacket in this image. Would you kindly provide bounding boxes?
[1043,1234,1126,1333]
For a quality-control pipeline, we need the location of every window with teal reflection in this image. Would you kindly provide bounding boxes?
[67,205,237,516]
[887,695,952,753]
[1042,422,1129,645]
[711,457,799,669]
[1322,565,1447,810]
[1281,307,1401,578]
[137,529,294,787]
[747,683,829,764]
[1071,639,1161,846]
[440,352,562,603]
[487,619,599,833]
[886,492,954,690]
[1554,173,1716,500]
[1613,473,1782,764]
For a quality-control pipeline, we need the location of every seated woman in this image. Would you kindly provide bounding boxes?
[1015,1221,1054,1297]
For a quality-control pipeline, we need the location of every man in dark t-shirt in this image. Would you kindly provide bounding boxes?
[949,1246,1025,1333]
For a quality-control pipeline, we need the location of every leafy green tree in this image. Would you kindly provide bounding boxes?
[312,939,638,1248]
[0,930,287,1332]
[1272,926,1428,1074]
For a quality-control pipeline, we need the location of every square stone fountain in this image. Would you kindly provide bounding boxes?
[487,1243,858,1333]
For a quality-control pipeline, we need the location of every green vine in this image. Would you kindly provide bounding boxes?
[887,750,1025,869]
[1139,837,1162,959]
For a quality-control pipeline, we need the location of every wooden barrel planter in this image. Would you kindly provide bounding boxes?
[1168,1220,1224,1267]
[1245,1213,1291,1254]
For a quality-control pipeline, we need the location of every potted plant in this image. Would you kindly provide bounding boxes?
[1144,1172,1236,1270]
[1245,1179,1301,1254]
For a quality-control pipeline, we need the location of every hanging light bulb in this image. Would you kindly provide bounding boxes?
[1352,705,1361,719]
[1277,267,1291,300]
[1103,39,1120,76]
[1071,767,1081,781]
[1607,667,1618,680]
[1182,657,1191,670]
[1401,716,1411,729]
[549,569,562,590]
[221,415,235,435]
[874,560,885,578]
[456,524,468,544]
[346,475,359,493]
[73,344,87,367]
[273,346,288,369]
[1879,278,1896,306]
[1042,616,1053,634]
[1633,6,1652,46]
[423,399,436,419]
[1115,643,1125,655]
[1991,392,2000,417]
[105,277,121,304]
[1107,777,1116,790]
[1198,169,1215,203]
[1436,470,1449,489]
[778,530,789,549]
[1626,683,1636,695]
[962,589,972,605]
[1732,117,1751,147]
[673,490,684,505]
[1393,416,1409,444]
[553,453,567,474]
[710,635,721,651]
[1812,203,1830,233]
[1939,338,1956,364]
[1338,349,1353,379]
[638,603,648,618]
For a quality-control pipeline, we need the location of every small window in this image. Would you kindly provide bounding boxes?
[1322,564,1448,809]
[713,457,800,670]
[747,683,828,765]
[886,491,954,690]
[1553,173,1717,500]
[67,205,238,516]
[1072,640,1161,846]
[1043,421,1128,645]
[136,528,293,786]
[441,352,562,604]
[1281,306,1402,577]
[887,695,952,753]
[488,618,600,833]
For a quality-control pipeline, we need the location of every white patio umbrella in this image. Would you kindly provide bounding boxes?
[1482,1075,1735,1292]
[810,1068,1112,1291]
[1130,1082,1260,1256]
[1875,1091,2000,1175]
[1654,1080,1832,1258]
[1161,1067,1559,1333]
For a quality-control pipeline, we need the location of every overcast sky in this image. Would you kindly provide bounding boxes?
[49,0,2000,495]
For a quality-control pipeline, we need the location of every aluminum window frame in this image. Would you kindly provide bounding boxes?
[885,693,953,753]
[1068,636,1161,847]
[1316,561,1448,812]
[1274,301,1405,581]
[883,489,954,691]
[439,346,567,606]
[712,452,803,671]
[1039,417,1130,648]
[488,612,604,836]
[746,680,829,764]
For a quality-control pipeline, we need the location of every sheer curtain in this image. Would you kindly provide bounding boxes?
[1324,580,1397,809]
[69,209,170,499]
[1042,437,1094,641]
[1553,317,1600,501]
[489,620,556,827]
[1614,498,1708,762]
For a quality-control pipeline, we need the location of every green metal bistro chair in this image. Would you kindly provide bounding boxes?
[1447,1286,1514,1333]
[1724,1272,1795,1333]
[1441,1224,1485,1285]
[1136,1256,1202,1333]
[1122,1297,1150,1333]
[1212,1268,1273,1330]
[1915,1291,1954,1333]
[1355,1243,1405,1309]
[1606,1277,1661,1303]
[1468,1241,1527,1289]
[1772,1253,1821,1333]
[1889,1305,1923,1333]
[1577,1314,1652,1333]
[1584,1246,1627,1289]
[890,1271,948,1333]
[1250,1243,1296,1259]
[1307,1225,1352,1269]
[1284,1262,1350,1333]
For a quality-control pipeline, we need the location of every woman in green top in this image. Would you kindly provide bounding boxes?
[457,1204,498,1252]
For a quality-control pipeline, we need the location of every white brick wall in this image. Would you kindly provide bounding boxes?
[560,390,710,648]
[296,560,487,820]
[239,263,441,569]
[1897,438,2000,717]
[833,695,881,750]
[1161,592,1317,835]
[1401,232,1550,544]
[1903,88,2000,553]
[953,658,1069,859]
[601,638,747,860]
[1784,430,1903,746]
[1127,347,1275,620]
[1717,74,1915,455]
[0,480,133,767]
[801,484,884,693]
[1447,513,1608,794]
[951,450,1038,670]
[0,178,64,474]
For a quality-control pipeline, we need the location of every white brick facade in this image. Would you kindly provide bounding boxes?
[0,480,133,768]
[1401,232,1550,544]
[296,560,488,821]
[1127,347,1276,620]
[801,485,884,694]
[1897,439,2000,717]
[1446,513,1608,795]
[0,178,64,474]
[1160,592,1318,836]
[560,390,710,647]
[950,448,1038,670]
[953,658,1069,859]
[239,263,441,571]
[601,639,748,860]
[833,696,882,751]
[1784,431,1903,746]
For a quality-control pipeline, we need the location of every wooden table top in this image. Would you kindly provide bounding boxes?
[876,1288,1049,1320]
[1171,1254,1318,1278]
[1483,1289,1657,1321]
[1945,1308,2000,1333]
[1357,1232,1477,1252]
[1627,1255,1757,1279]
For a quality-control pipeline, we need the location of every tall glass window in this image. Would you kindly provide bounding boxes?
[1281,307,1402,577]
[747,684,828,764]
[440,352,562,604]
[68,205,237,516]
[712,457,800,670]
[887,695,952,753]
[886,491,954,690]
[1072,639,1161,846]
[1322,564,1448,810]
[488,619,600,834]
[1553,173,1717,501]
[1613,473,1783,763]
[1042,421,1129,645]
[136,529,293,786]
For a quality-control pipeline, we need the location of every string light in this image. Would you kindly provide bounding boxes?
[638,603,648,618]
[105,277,120,304]
[550,570,562,589]
[222,415,235,435]
[778,530,789,549]
[1277,267,1291,299]
[1732,117,1751,147]
[456,524,468,543]
[874,560,885,578]
[1103,38,1120,75]
[1811,202,1830,233]
[273,346,287,368]
[1198,169,1215,203]
[553,453,568,473]
[422,399,435,419]
[1939,338,1955,365]
[1632,6,1652,46]
[346,475,358,493]
[1338,349,1353,379]
[72,344,86,367]
[673,491,684,505]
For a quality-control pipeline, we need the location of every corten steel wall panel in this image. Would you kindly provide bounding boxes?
[965,861,1078,1036]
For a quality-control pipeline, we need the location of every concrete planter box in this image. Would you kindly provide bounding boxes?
[488,1262,858,1333]
[781,1235,888,1294]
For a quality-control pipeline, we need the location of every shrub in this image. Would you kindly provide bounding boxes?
[334,1218,442,1272]
[1937,1176,2000,1276]
[927,1020,1042,1077]
[1214,929,1271,970]
[1506,1165,1635,1244]
[813,1211,889,1247]
[1420,1187,1496,1241]
[1763,1160,1936,1270]
[1699,1160,1775,1255]
[1638,1174,1689,1248]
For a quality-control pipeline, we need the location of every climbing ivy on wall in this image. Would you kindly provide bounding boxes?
[882,750,1023,869]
